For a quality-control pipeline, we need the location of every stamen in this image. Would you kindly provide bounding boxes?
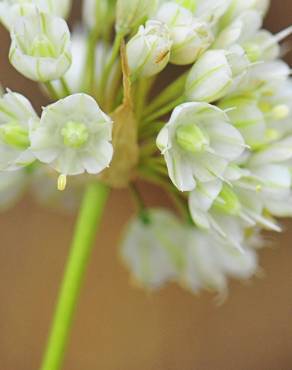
[57,174,67,191]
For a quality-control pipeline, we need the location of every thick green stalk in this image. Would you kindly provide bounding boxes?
[39,182,109,370]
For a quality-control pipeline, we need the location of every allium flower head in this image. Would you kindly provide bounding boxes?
[156,102,245,191]
[0,0,291,302]
[30,94,113,177]
[9,11,72,82]
[0,90,37,170]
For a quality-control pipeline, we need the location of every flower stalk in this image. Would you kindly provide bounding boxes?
[39,182,109,370]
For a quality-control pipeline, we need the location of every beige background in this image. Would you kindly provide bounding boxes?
[0,2,292,370]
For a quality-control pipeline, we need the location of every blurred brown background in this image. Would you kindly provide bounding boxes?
[0,1,292,370]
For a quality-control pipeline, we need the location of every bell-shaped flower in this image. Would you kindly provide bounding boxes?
[0,90,38,170]
[156,102,245,192]
[9,11,72,82]
[116,0,158,35]
[185,45,249,103]
[188,176,281,250]
[0,0,72,30]
[126,20,172,78]
[180,227,258,297]
[121,209,186,290]
[30,93,113,177]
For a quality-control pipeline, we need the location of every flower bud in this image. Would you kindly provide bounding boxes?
[9,12,72,82]
[170,19,214,65]
[185,45,249,103]
[126,20,172,78]
[185,50,232,103]
[116,0,157,35]
[0,0,72,30]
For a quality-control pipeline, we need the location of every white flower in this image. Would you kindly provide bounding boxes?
[0,170,28,211]
[156,102,245,191]
[116,0,158,35]
[0,90,38,170]
[214,10,262,49]
[185,46,249,103]
[121,209,185,289]
[9,11,72,82]
[193,0,232,24]
[0,0,72,30]
[180,227,258,296]
[126,20,172,78]
[30,93,113,176]
[189,178,282,243]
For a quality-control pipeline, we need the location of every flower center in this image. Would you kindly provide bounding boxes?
[243,42,261,63]
[0,122,30,149]
[30,35,57,58]
[214,185,241,215]
[61,121,89,148]
[176,123,209,153]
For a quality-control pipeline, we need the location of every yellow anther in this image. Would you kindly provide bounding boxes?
[256,184,262,192]
[57,174,67,191]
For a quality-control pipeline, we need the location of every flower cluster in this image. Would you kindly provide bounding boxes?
[0,0,291,299]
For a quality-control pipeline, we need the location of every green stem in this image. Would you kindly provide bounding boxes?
[143,72,187,118]
[99,32,124,104]
[84,29,99,94]
[43,81,59,101]
[39,182,109,370]
[143,96,185,124]
[60,77,71,96]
